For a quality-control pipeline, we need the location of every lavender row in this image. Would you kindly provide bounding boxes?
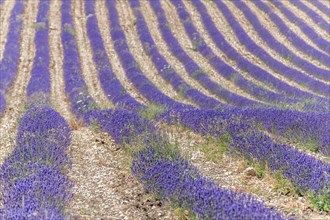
[26,0,51,109]
[270,0,330,54]
[162,0,329,111]
[310,0,330,16]
[131,0,265,108]
[66,1,286,217]
[61,0,98,118]
[84,1,143,112]
[159,108,330,198]
[0,107,73,219]
[239,108,330,156]
[151,0,299,108]
[0,1,73,218]
[0,0,24,114]
[213,0,329,96]
[105,0,193,110]
[130,1,226,109]
[234,0,330,81]
[85,107,286,219]
[289,0,330,34]
[85,1,215,108]
[252,0,330,73]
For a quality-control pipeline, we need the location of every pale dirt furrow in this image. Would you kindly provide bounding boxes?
[49,1,175,218]
[262,0,329,50]
[194,0,327,98]
[303,0,330,23]
[49,0,73,122]
[72,0,113,110]
[246,1,330,73]
[118,1,196,107]
[151,1,263,103]
[169,1,276,96]
[67,127,176,220]
[128,1,227,105]
[95,0,149,106]
[0,0,15,60]
[224,1,330,85]
[0,0,38,165]
[285,0,330,40]
[162,125,329,220]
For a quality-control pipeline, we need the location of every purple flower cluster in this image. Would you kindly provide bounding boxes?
[0,0,24,114]
[233,0,330,81]
[161,0,295,106]
[289,0,330,34]
[173,1,328,110]
[132,0,264,108]
[240,108,330,156]
[105,0,194,110]
[252,0,330,72]
[84,0,144,112]
[310,0,330,15]
[61,0,98,118]
[0,94,5,115]
[0,2,73,218]
[132,146,286,220]
[270,0,330,54]
[26,0,51,109]
[129,0,224,109]
[159,107,330,195]
[211,0,329,97]
[0,107,73,219]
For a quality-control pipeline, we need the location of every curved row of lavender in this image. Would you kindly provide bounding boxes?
[152,0,329,111]
[59,0,288,218]
[0,1,72,218]
[271,0,330,54]
[159,107,329,201]
[310,0,330,16]
[127,7,227,109]
[157,1,298,106]
[233,0,330,80]
[0,0,24,115]
[130,0,266,108]
[289,0,330,34]
[211,0,329,96]
[252,0,330,73]
[86,0,330,157]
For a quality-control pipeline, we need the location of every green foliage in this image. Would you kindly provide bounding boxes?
[33,22,47,30]
[139,104,166,121]
[273,171,295,195]
[195,133,232,163]
[309,188,330,212]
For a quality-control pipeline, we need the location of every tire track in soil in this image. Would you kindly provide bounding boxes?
[72,0,113,110]
[49,1,175,218]
[118,1,196,107]
[95,0,149,106]
[0,0,15,60]
[124,0,227,105]
[183,0,327,98]
[0,0,38,166]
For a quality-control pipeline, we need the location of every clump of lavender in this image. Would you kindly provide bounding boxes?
[0,107,73,219]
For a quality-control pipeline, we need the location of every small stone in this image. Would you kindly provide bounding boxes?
[243,167,257,176]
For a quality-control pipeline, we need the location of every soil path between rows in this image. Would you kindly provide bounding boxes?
[0,0,15,60]
[0,0,38,166]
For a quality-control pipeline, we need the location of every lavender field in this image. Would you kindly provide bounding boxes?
[0,0,329,219]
